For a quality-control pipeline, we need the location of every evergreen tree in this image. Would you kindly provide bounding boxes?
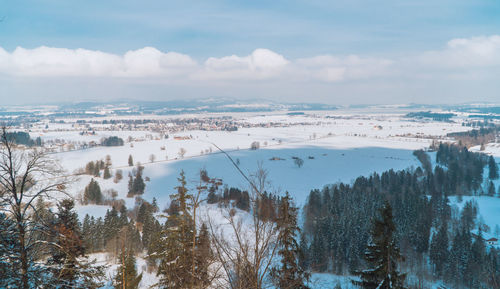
[430,222,449,277]
[0,213,18,288]
[270,192,310,289]
[103,165,112,179]
[488,155,499,180]
[488,181,496,197]
[46,199,104,288]
[114,248,142,289]
[128,155,134,166]
[132,168,146,195]
[83,179,103,205]
[354,202,406,289]
[156,171,195,289]
[194,223,212,288]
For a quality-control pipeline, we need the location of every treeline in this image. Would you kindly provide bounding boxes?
[5,131,42,146]
[301,143,500,288]
[405,111,455,121]
[448,126,499,148]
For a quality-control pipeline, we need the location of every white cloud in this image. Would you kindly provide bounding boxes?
[0,46,197,78]
[420,35,500,68]
[198,49,290,80]
[0,35,499,86]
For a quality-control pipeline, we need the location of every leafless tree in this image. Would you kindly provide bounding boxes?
[206,157,280,289]
[0,127,69,288]
[178,147,187,158]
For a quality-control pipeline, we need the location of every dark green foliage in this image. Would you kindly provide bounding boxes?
[103,165,112,179]
[5,131,41,146]
[128,155,134,166]
[0,213,18,288]
[413,149,431,174]
[83,178,103,205]
[488,155,499,180]
[46,199,104,288]
[101,136,124,146]
[156,171,195,288]
[430,222,449,277]
[435,143,487,193]
[270,192,310,289]
[128,165,146,196]
[354,202,406,289]
[488,181,496,196]
[114,249,142,289]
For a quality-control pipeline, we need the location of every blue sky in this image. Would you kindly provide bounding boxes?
[1,0,500,104]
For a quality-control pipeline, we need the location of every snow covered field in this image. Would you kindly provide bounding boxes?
[27,110,499,288]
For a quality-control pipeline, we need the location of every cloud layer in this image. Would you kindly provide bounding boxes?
[0,45,394,83]
[1,35,499,105]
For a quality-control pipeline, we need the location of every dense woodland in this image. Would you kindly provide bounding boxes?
[302,143,500,288]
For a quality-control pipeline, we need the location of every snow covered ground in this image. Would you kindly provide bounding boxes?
[28,110,500,288]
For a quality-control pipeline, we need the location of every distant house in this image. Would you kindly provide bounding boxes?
[486,238,498,246]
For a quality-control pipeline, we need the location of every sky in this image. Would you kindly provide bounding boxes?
[0,0,500,105]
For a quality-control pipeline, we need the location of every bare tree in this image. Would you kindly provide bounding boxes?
[294,157,304,168]
[207,162,280,289]
[0,127,69,289]
[177,147,186,159]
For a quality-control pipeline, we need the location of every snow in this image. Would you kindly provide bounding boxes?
[449,195,500,234]
[23,110,499,288]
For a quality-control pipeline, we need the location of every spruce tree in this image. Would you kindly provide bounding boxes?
[83,178,103,205]
[488,156,499,180]
[128,155,134,167]
[156,171,195,289]
[103,165,112,179]
[270,192,310,289]
[114,248,142,289]
[354,202,406,289]
[46,199,104,288]
[429,222,449,277]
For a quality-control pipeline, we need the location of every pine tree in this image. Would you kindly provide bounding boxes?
[103,165,112,179]
[194,223,212,288]
[156,171,195,289]
[430,222,449,277]
[270,192,310,289]
[83,178,103,205]
[114,248,143,289]
[488,156,499,180]
[128,154,134,167]
[46,199,104,288]
[132,165,146,195]
[0,213,17,288]
[354,202,406,289]
[488,181,496,197]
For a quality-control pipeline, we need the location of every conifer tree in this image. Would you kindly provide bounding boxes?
[488,155,499,180]
[46,199,104,288]
[270,192,310,289]
[354,202,406,289]
[132,165,146,195]
[83,178,103,205]
[156,171,195,289]
[128,155,134,167]
[103,165,112,179]
[114,248,142,289]
[430,222,449,277]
